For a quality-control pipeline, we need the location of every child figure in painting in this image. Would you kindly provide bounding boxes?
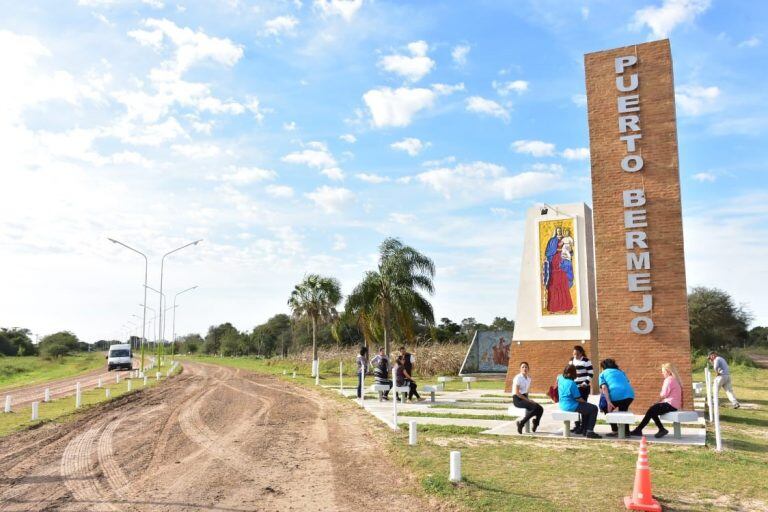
[560,228,575,261]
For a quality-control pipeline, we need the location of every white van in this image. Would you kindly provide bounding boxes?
[107,343,133,371]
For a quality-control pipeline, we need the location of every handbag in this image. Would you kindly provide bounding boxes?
[547,384,559,403]
[599,393,608,414]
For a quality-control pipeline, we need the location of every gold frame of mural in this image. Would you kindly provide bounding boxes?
[536,216,581,326]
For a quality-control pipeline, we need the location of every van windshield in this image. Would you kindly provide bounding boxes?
[110,349,130,357]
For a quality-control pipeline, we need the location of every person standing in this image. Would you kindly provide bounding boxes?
[558,364,601,439]
[356,346,369,399]
[370,347,391,400]
[631,363,683,438]
[512,362,543,434]
[598,359,635,437]
[709,351,740,409]
[569,345,594,432]
[399,346,421,400]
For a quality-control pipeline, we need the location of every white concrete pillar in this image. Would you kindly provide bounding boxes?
[44,388,51,403]
[409,421,417,445]
[449,451,461,482]
[127,379,132,392]
[713,386,723,452]
[105,388,111,399]
[97,377,102,389]
[75,382,82,409]
[156,372,161,381]
[31,401,39,421]
[292,371,296,379]
[391,367,398,428]
[705,367,713,422]
[116,373,120,384]
[4,395,12,413]
[143,375,148,386]
[339,361,343,393]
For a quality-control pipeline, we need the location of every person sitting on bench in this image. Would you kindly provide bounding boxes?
[630,363,682,438]
[558,364,601,439]
[598,358,635,437]
[512,362,543,434]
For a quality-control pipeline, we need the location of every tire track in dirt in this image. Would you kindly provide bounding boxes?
[60,426,119,512]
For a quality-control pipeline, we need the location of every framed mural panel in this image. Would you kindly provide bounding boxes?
[536,215,582,327]
[459,331,513,374]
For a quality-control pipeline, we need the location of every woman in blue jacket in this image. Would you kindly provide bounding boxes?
[598,359,635,437]
[558,364,601,439]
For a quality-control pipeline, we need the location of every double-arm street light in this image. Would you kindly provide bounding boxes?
[108,238,148,373]
[171,285,198,360]
[158,240,202,366]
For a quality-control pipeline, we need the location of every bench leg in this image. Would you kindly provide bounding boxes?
[618,426,626,439]
[563,421,571,438]
[525,421,531,433]
[673,422,682,439]
[430,391,435,403]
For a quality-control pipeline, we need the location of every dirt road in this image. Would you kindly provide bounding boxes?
[0,361,443,511]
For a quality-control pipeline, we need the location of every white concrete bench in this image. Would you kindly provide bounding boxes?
[604,412,636,439]
[422,385,437,403]
[437,376,452,390]
[462,376,478,390]
[507,406,531,433]
[369,384,391,401]
[551,411,581,438]
[660,411,699,439]
[393,385,411,403]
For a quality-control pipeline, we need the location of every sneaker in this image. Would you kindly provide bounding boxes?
[516,420,524,435]
[734,403,741,409]
[585,431,602,439]
[654,428,669,439]
[628,429,642,437]
[532,419,540,433]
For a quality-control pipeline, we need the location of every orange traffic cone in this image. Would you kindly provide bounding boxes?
[624,436,661,511]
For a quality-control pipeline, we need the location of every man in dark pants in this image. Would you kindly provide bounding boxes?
[399,346,421,400]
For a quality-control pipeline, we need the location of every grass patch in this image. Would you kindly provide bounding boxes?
[398,411,509,421]
[397,424,487,435]
[430,403,508,411]
[0,354,104,391]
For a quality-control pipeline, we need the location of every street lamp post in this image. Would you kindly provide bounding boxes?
[172,286,198,360]
[139,304,156,361]
[108,238,149,373]
[158,240,202,367]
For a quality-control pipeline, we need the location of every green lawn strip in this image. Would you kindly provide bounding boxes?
[455,398,513,404]
[438,380,506,392]
[397,424,486,435]
[0,354,105,391]
[0,366,181,438]
[398,411,510,421]
[430,403,508,411]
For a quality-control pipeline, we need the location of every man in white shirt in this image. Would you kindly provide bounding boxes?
[708,351,740,409]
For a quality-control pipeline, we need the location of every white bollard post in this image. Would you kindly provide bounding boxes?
[75,382,82,409]
[143,375,148,386]
[409,421,417,445]
[116,373,120,384]
[127,379,132,392]
[391,367,398,429]
[311,359,319,377]
[315,360,320,386]
[97,377,102,389]
[31,401,39,421]
[282,370,287,375]
[156,372,161,381]
[44,388,51,403]
[339,361,343,393]
[449,451,462,482]
[713,382,723,452]
[5,395,12,413]
[705,367,714,422]
[292,371,296,379]
[106,388,111,399]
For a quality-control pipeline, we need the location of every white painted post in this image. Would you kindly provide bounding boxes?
[391,367,398,429]
[105,388,111,399]
[4,395,12,413]
[31,401,39,421]
[44,388,51,403]
[282,370,286,375]
[127,379,132,392]
[409,421,417,445]
[359,367,365,407]
[97,377,102,389]
[315,358,320,386]
[705,367,714,422]
[713,381,723,452]
[292,371,296,379]
[339,361,343,393]
[75,382,82,409]
[156,372,161,381]
[449,451,461,482]
[116,373,120,384]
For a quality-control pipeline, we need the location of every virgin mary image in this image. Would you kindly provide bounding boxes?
[542,227,574,313]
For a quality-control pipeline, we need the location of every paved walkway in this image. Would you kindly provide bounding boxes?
[332,385,707,446]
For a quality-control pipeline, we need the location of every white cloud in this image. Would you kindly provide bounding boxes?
[217,167,277,184]
[431,83,465,95]
[332,234,347,251]
[171,143,222,158]
[422,156,456,167]
[561,147,590,160]
[466,96,510,122]
[114,117,187,146]
[339,133,356,143]
[692,172,716,182]
[492,80,529,96]
[305,186,353,213]
[389,213,416,224]
[675,84,721,116]
[391,137,429,156]
[511,139,556,157]
[631,0,711,39]
[282,141,337,168]
[362,87,436,128]
[246,96,266,122]
[355,173,390,184]
[571,94,587,107]
[738,36,761,48]
[265,184,295,198]
[283,121,297,131]
[92,12,116,27]
[416,161,506,199]
[321,167,345,181]
[581,6,590,19]
[110,151,152,167]
[378,40,435,82]
[451,44,470,66]
[263,15,299,37]
[313,0,363,21]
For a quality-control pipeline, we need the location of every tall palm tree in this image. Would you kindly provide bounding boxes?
[346,238,435,355]
[287,274,343,369]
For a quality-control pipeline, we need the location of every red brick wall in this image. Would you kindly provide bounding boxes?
[585,39,693,410]
[504,341,597,394]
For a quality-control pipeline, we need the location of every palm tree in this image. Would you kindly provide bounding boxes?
[287,274,343,371]
[346,238,435,355]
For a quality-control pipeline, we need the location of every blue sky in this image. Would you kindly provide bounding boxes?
[1,0,767,342]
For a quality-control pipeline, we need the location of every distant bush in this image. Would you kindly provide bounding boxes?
[41,343,71,360]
